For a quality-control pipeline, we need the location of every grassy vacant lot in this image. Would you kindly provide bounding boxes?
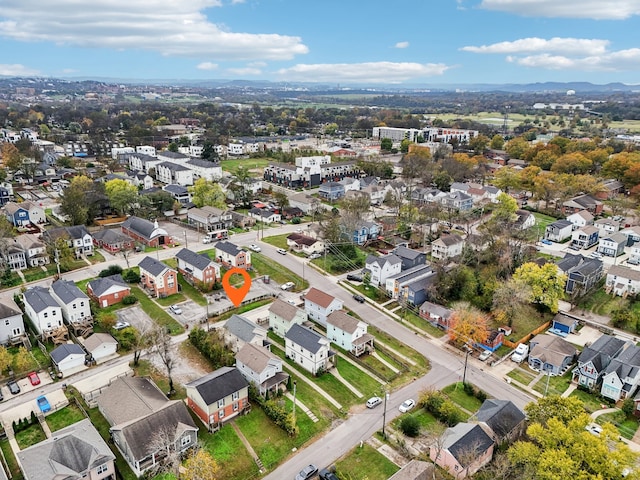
[129,286,184,335]
[334,443,400,480]
[491,304,552,341]
[260,233,289,250]
[532,370,572,397]
[442,383,484,412]
[250,253,308,291]
[400,310,447,338]
[46,402,87,432]
[155,292,187,307]
[336,356,384,399]
[569,388,613,414]
[220,158,271,175]
[200,422,259,480]
[507,365,537,386]
[368,326,430,372]
[578,288,627,317]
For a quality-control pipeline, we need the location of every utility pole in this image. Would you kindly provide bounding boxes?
[382,389,389,438]
[184,230,188,249]
[545,369,551,396]
[292,380,297,421]
[54,249,61,277]
[463,347,470,384]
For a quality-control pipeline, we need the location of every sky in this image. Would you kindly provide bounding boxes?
[2,0,640,85]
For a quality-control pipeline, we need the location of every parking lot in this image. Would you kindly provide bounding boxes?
[115,305,154,332]
[166,300,206,326]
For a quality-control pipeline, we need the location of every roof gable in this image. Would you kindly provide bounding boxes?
[186,366,248,404]
[304,287,337,308]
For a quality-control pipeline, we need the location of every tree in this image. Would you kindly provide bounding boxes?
[230,166,252,208]
[60,175,93,225]
[380,138,393,151]
[550,152,593,174]
[190,178,226,209]
[491,192,518,224]
[490,134,505,150]
[524,395,585,425]
[105,178,138,215]
[513,262,567,313]
[492,278,532,327]
[492,167,521,193]
[12,346,31,373]
[0,143,22,171]
[182,449,220,480]
[167,142,179,152]
[505,136,531,159]
[0,346,11,374]
[448,302,489,347]
[273,191,289,211]
[148,326,177,395]
[46,236,75,271]
[200,141,218,161]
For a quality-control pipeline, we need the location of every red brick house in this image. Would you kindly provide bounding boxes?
[185,367,250,432]
[215,241,251,269]
[121,216,172,247]
[419,301,453,330]
[175,248,220,290]
[93,229,135,254]
[86,274,131,308]
[138,256,178,298]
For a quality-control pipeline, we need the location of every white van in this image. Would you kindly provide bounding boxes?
[366,397,382,408]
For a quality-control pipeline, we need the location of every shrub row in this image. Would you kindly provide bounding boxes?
[421,390,465,426]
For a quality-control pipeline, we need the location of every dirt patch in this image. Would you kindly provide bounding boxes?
[147,339,210,386]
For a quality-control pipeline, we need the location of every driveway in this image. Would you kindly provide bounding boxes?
[166,300,206,326]
[115,305,154,331]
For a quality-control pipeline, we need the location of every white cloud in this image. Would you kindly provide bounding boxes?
[227,67,262,76]
[462,37,609,56]
[0,0,308,61]
[395,41,410,49]
[508,49,640,71]
[276,62,450,84]
[479,0,640,20]
[0,64,39,76]
[197,62,218,70]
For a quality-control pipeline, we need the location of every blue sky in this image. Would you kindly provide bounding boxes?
[2,0,640,85]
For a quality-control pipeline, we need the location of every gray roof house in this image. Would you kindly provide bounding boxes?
[97,376,198,477]
[50,279,91,325]
[573,334,629,389]
[430,422,495,478]
[285,324,334,375]
[364,254,402,287]
[601,345,640,402]
[0,297,25,346]
[50,343,87,377]
[16,418,116,480]
[22,286,63,335]
[236,343,289,397]
[393,246,427,270]
[268,298,307,338]
[474,399,526,443]
[527,334,577,376]
[221,314,268,352]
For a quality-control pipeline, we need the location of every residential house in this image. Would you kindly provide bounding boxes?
[97,376,198,477]
[286,233,325,256]
[339,177,360,192]
[176,248,219,289]
[0,297,25,345]
[361,184,385,205]
[484,185,503,203]
[92,229,135,253]
[556,254,603,295]
[22,286,63,336]
[411,187,444,205]
[303,287,344,326]
[318,181,345,201]
[439,191,473,211]
[601,345,640,402]
[127,152,163,174]
[388,460,435,480]
[474,399,526,443]
[220,314,268,352]
[353,221,381,245]
[2,241,26,271]
[187,206,232,239]
[364,254,402,287]
[597,232,627,257]
[268,299,307,338]
[0,186,10,206]
[138,256,179,298]
[607,265,640,297]
[570,226,599,250]
[156,161,194,186]
[419,301,453,330]
[282,206,304,220]
[386,265,434,300]
[596,179,625,200]
[50,279,91,325]
[87,274,131,308]
[550,313,579,336]
[527,334,576,375]
[43,225,94,257]
[595,218,621,237]
[186,158,223,181]
[393,246,427,270]
[16,419,116,480]
[326,310,374,356]
[289,192,319,215]
[480,329,504,352]
[163,184,192,206]
[431,234,464,260]
[430,422,495,479]
[215,241,251,269]
[400,275,436,307]
[567,210,595,230]
[621,226,640,244]
[248,207,281,224]
[50,343,87,377]
[121,216,171,247]
[14,234,49,267]
[573,334,628,388]
[562,194,603,215]
[236,343,289,397]
[186,366,249,431]
[84,332,118,364]
[3,201,46,227]
[545,220,573,242]
[285,324,334,375]
[514,209,535,230]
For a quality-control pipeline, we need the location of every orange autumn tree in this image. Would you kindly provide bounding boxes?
[448,302,490,348]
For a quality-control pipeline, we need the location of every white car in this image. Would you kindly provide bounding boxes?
[249,244,261,252]
[586,423,603,436]
[113,321,130,330]
[277,248,287,255]
[399,399,415,413]
[281,282,295,291]
[169,305,182,315]
[366,396,382,408]
[511,344,529,363]
[478,350,492,362]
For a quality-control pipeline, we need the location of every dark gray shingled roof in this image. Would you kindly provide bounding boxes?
[122,216,156,240]
[92,228,130,244]
[224,314,265,344]
[285,324,325,354]
[186,366,248,404]
[158,161,189,171]
[444,423,494,467]
[51,279,88,304]
[215,241,244,256]
[163,184,189,195]
[138,256,171,276]
[175,248,214,271]
[159,151,188,160]
[23,286,60,313]
[475,399,525,439]
[187,158,220,168]
[50,343,86,364]
[87,274,128,298]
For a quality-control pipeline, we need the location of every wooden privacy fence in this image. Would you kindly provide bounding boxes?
[502,321,551,349]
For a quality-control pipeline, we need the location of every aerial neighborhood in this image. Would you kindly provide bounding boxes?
[0,78,640,480]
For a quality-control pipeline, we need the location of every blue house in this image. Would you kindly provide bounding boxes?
[352,221,381,245]
[0,187,9,206]
[550,313,579,337]
[3,201,46,227]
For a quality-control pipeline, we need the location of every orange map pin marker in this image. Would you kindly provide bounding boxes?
[222,268,252,307]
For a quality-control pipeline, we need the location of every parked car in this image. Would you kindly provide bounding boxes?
[353,294,366,303]
[590,251,603,258]
[308,253,321,260]
[169,304,182,315]
[277,248,287,255]
[586,423,603,436]
[366,396,382,408]
[347,274,363,282]
[7,380,20,395]
[250,244,261,252]
[319,469,339,480]
[37,395,51,413]
[511,343,529,363]
[202,237,212,244]
[28,372,40,386]
[113,321,130,330]
[399,399,415,413]
[295,464,318,480]
[478,350,492,362]
[541,239,553,245]
[281,282,295,291]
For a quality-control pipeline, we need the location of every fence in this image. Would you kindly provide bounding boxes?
[502,321,552,349]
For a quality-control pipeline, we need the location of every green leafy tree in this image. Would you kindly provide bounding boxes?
[1,143,22,172]
[513,262,566,313]
[182,449,220,480]
[105,178,138,215]
[190,178,227,209]
[0,346,12,374]
[491,192,518,223]
[60,175,92,225]
[46,236,75,272]
[524,395,585,425]
[12,346,31,373]
[490,134,505,150]
[380,138,393,151]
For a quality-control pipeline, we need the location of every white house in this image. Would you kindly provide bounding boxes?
[326,310,374,357]
[364,254,402,286]
[431,234,464,260]
[567,211,594,230]
[50,279,91,324]
[284,324,334,375]
[248,208,281,224]
[186,159,223,181]
[50,343,87,377]
[600,345,640,402]
[83,332,118,364]
[156,162,194,186]
[303,288,344,326]
[545,220,573,242]
[136,145,157,157]
[597,233,627,257]
[235,343,289,397]
[595,218,621,238]
[14,234,49,267]
[22,286,63,335]
[514,210,536,230]
[606,265,640,297]
[0,297,25,345]
[268,299,307,338]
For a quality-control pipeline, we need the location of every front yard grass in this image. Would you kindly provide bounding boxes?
[260,233,289,250]
[45,402,87,432]
[129,286,184,335]
[578,288,626,317]
[368,326,429,372]
[533,370,572,397]
[358,353,400,383]
[177,276,208,306]
[400,310,447,338]
[334,443,400,480]
[22,266,51,283]
[250,253,308,290]
[155,293,187,307]
[569,388,613,413]
[201,423,259,480]
[15,422,47,450]
[442,383,484,412]
[335,356,384,399]
[596,410,640,440]
[507,366,537,386]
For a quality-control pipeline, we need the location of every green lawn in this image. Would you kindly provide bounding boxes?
[335,443,400,480]
[399,310,447,338]
[129,286,184,334]
[335,356,384,399]
[0,439,21,479]
[368,326,430,372]
[358,353,401,383]
[533,370,572,396]
[201,423,259,480]
[596,411,640,440]
[578,288,626,316]
[45,402,87,432]
[442,383,484,412]
[260,234,290,250]
[22,267,51,283]
[155,293,187,307]
[220,158,271,175]
[569,388,613,413]
[507,366,537,386]
[15,422,47,450]
[250,253,308,291]
[177,276,208,306]
[291,374,341,420]
[89,251,106,264]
